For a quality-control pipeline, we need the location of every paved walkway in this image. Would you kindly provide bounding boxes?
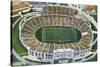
[12,49,40,65]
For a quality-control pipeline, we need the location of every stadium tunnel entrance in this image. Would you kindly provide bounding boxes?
[35,26,82,44]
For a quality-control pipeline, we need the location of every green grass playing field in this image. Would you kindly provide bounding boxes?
[35,26,81,44]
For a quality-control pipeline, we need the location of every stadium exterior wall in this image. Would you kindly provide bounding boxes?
[28,48,91,62]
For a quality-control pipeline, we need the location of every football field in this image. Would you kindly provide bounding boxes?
[36,26,81,44]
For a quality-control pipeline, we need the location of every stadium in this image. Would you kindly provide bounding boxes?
[11,1,97,65]
[19,5,93,63]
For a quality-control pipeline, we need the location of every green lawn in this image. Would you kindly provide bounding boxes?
[86,54,97,62]
[12,16,27,55]
[93,5,97,22]
[11,15,20,23]
[35,26,81,44]
[12,54,19,62]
